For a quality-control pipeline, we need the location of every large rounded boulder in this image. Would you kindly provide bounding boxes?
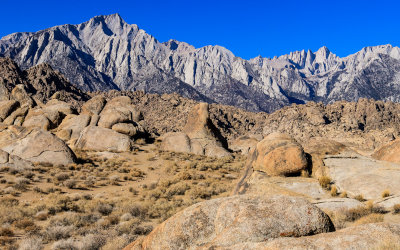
[0,126,76,166]
[252,133,308,176]
[74,126,133,152]
[125,195,334,249]
[97,96,142,129]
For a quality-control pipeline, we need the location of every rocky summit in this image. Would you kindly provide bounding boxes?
[2,13,400,250]
[2,14,400,112]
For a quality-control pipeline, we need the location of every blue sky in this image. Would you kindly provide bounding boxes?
[0,0,398,59]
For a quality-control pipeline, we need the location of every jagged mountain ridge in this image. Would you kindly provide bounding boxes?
[0,57,88,107]
[2,14,400,112]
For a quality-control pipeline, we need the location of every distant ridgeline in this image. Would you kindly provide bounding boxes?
[1,14,400,112]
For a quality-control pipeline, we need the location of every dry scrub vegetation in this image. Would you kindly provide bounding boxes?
[327,201,388,229]
[0,144,245,249]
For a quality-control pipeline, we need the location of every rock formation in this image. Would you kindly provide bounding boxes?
[0,57,88,107]
[225,223,400,249]
[372,138,400,164]
[0,126,76,166]
[75,126,133,152]
[126,195,334,249]
[251,133,308,176]
[160,103,230,157]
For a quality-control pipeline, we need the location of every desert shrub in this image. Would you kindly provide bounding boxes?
[33,186,44,193]
[120,213,133,221]
[146,199,182,220]
[44,225,75,241]
[382,190,391,198]
[187,186,212,200]
[330,185,338,197]
[102,235,134,250]
[64,179,77,189]
[342,202,386,222]
[35,211,48,221]
[343,206,371,221]
[96,203,113,216]
[14,218,35,229]
[125,204,147,218]
[393,204,400,214]
[23,171,35,179]
[109,175,120,185]
[300,170,310,178]
[78,233,107,250]
[115,219,139,235]
[18,236,43,250]
[354,194,365,202]
[146,189,163,200]
[52,238,78,250]
[55,173,70,182]
[175,172,192,181]
[165,182,190,198]
[3,186,17,195]
[318,176,331,189]
[367,201,387,214]
[50,195,80,213]
[106,215,120,225]
[14,177,30,191]
[0,227,14,237]
[0,197,19,207]
[84,176,96,187]
[340,191,347,198]
[131,168,145,177]
[129,187,138,195]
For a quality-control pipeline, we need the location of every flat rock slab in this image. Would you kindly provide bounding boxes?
[270,177,328,200]
[236,171,329,200]
[313,198,365,213]
[375,195,400,210]
[323,151,400,200]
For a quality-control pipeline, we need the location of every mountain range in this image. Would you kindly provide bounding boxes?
[1,13,400,112]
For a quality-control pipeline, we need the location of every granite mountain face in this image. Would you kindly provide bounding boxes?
[1,14,400,112]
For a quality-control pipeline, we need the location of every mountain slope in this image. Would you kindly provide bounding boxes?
[2,14,400,112]
[0,57,88,106]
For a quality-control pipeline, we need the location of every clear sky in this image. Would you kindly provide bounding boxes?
[0,0,398,59]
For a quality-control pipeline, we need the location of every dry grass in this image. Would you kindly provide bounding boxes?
[318,176,331,189]
[392,204,400,214]
[0,145,246,249]
[354,194,365,202]
[330,185,338,197]
[353,213,384,225]
[382,189,391,198]
[327,201,387,229]
[373,240,400,250]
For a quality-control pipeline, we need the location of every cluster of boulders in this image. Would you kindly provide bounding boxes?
[0,58,150,166]
[58,95,146,152]
[0,93,148,166]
